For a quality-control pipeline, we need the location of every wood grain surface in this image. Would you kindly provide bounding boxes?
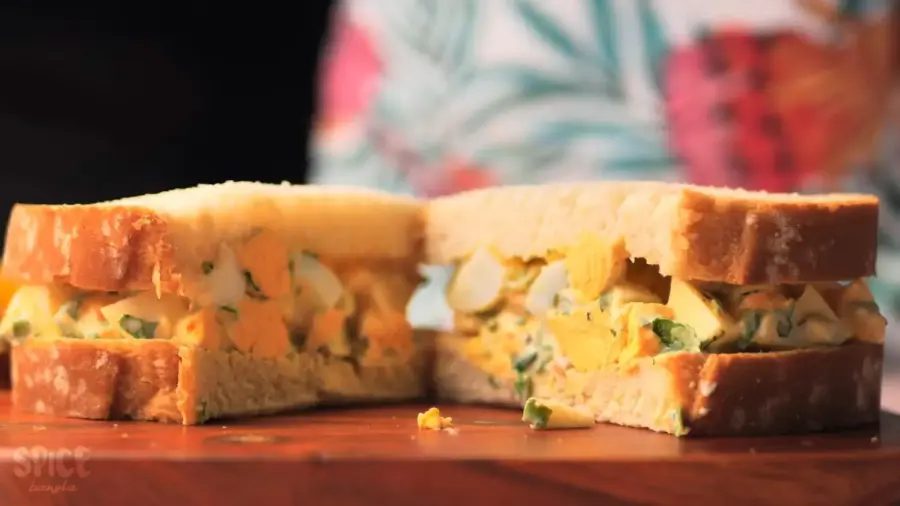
[1,391,900,506]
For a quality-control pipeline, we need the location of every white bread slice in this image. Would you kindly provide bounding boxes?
[426,182,879,284]
[2,181,423,295]
[434,333,882,436]
[1,182,430,424]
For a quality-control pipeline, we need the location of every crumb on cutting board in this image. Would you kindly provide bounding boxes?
[417,407,453,431]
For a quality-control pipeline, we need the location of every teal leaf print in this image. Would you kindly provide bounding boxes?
[533,120,675,168]
[513,0,585,61]
[382,0,478,73]
[636,0,669,93]
[457,65,600,134]
[587,0,619,86]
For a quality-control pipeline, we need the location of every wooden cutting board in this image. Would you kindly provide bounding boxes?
[1,391,899,506]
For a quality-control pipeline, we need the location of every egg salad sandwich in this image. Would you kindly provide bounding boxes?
[427,182,886,436]
[0,181,429,424]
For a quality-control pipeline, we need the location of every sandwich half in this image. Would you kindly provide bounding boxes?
[0,182,428,424]
[427,182,886,436]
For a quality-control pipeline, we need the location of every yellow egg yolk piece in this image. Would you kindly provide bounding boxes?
[359,310,414,360]
[176,308,224,350]
[563,233,628,303]
[308,308,347,351]
[229,298,289,355]
[546,309,621,371]
[235,229,291,299]
[417,407,452,430]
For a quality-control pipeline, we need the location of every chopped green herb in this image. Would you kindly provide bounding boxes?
[344,312,361,340]
[201,261,215,275]
[670,409,688,436]
[197,400,210,422]
[513,347,538,373]
[775,306,794,337]
[288,259,295,273]
[522,398,552,429]
[598,292,612,310]
[485,319,499,332]
[12,320,31,338]
[243,271,268,300]
[650,318,699,352]
[514,373,533,400]
[119,315,158,339]
[288,330,307,350]
[220,305,238,316]
[738,311,763,350]
[349,335,370,359]
[488,375,502,388]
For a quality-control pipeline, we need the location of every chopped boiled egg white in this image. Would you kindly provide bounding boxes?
[291,251,344,310]
[522,397,594,430]
[201,244,246,307]
[0,285,72,340]
[100,292,190,339]
[784,286,849,347]
[601,283,661,318]
[446,247,505,314]
[524,261,569,316]
[828,280,886,344]
[417,407,453,430]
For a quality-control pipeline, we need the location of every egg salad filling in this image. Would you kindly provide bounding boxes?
[0,229,421,367]
[446,232,887,396]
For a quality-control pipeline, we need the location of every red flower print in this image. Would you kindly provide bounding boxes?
[665,0,892,193]
[318,13,383,133]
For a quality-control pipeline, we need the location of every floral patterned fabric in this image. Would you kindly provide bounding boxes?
[311,0,899,331]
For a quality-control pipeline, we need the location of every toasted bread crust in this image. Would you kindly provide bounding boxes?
[435,333,882,436]
[2,182,424,293]
[674,341,882,436]
[11,338,181,421]
[426,183,879,284]
[9,331,435,424]
[3,205,179,293]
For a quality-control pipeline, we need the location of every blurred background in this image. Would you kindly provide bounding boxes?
[0,2,898,396]
[0,2,335,213]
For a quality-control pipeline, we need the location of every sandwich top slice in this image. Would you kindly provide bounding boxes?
[0,181,427,424]
[427,182,886,436]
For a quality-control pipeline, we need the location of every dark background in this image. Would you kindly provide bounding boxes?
[0,2,336,234]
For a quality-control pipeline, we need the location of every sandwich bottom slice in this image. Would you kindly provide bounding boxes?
[428,183,886,436]
[0,182,431,424]
[436,333,881,436]
[12,332,431,424]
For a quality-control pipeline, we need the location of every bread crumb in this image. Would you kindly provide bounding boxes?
[417,407,453,431]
